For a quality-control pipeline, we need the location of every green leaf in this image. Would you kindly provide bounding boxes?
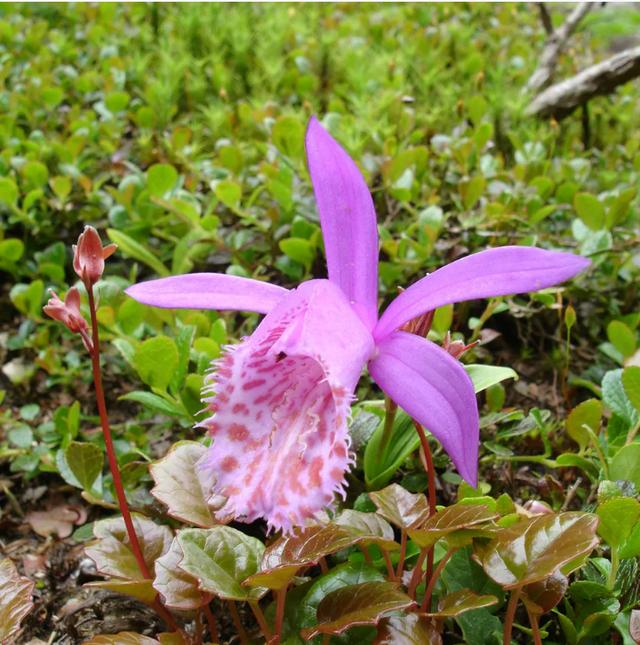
[566,399,603,450]
[609,443,640,490]
[574,192,605,230]
[107,229,170,277]
[120,391,187,418]
[149,441,224,528]
[176,526,266,601]
[0,558,35,642]
[86,516,172,581]
[147,163,178,197]
[85,579,157,605]
[0,239,24,263]
[607,321,636,359]
[10,280,44,318]
[22,160,49,189]
[622,366,640,414]
[301,582,415,639]
[272,115,305,160]
[465,364,518,393]
[279,237,315,268]
[369,484,430,529]
[474,512,599,589]
[153,537,212,610]
[214,179,241,208]
[364,412,420,489]
[133,336,179,391]
[597,497,640,551]
[105,90,130,113]
[460,175,485,210]
[427,589,498,618]
[64,441,103,492]
[50,175,71,200]
[602,369,639,427]
[0,177,18,206]
[375,614,442,645]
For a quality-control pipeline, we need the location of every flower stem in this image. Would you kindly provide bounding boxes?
[249,600,272,641]
[204,602,219,643]
[380,547,396,580]
[407,549,428,598]
[379,396,398,456]
[228,600,250,645]
[86,287,150,579]
[503,588,522,645]
[421,548,455,612]
[396,529,407,578]
[274,587,287,644]
[526,607,543,645]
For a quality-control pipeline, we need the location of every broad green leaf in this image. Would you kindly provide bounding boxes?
[120,391,187,418]
[86,516,173,581]
[574,192,605,230]
[566,399,602,450]
[460,175,485,210]
[297,562,385,634]
[608,321,636,359]
[0,177,18,206]
[474,512,599,589]
[177,526,266,600]
[602,369,639,427]
[10,280,44,318]
[465,364,518,393]
[622,366,640,414]
[0,239,24,263]
[153,537,212,610]
[408,503,498,550]
[105,90,130,112]
[597,497,640,556]
[364,411,420,489]
[50,175,71,200]
[300,581,415,639]
[214,179,241,208]
[280,237,315,268]
[22,160,49,188]
[0,558,34,642]
[427,589,498,617]
[272,115,304,160]
[375,614,442,645]
[107,229,170,277]
[609,443,640,490]
[133,336,179,391]
[369,484,430,529]
[149,441,225,528]
[147,163,178,197]
[64,441,103,491]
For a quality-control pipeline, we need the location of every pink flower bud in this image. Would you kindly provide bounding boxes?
[522,500,554,516]
[72,226,117,286]
[43,288,88,335]
[442,332,477,359]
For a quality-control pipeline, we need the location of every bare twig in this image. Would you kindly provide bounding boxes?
[526,2,594,93]
[527,45,640,119]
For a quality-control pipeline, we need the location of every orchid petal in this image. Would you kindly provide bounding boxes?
[369,331,479,485]
[305,117,379,330]
[197,279,374,533]
[125,273,289,314]
[374,246,590,340]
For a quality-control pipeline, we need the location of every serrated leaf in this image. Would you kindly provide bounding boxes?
[474,512,599,589]
[153,537,212,610]
[133,336,179,391]
[64,441,103,491]
[408,503,498,550]
[108,229,170,277]
[150,441,225,528]
[85,516,172,581]
[465,364,518,393]
[177,526,266,601]
[0,558,34,642]
[622,366,640,414]
[301,581,415,639]
[369,484,430,529]
[566,399,602,450]
[375,613,442,644]
[426,589,498,617]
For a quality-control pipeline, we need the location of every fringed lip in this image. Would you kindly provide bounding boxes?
[196,280,374,533]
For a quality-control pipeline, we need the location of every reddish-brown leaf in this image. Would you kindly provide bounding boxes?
[375,613,441,644]
[0,558,34,642]
[426,588,498,617]
[369,484,430,529]
[521,571,568,615]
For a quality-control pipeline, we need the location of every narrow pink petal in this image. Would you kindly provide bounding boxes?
[305,117,379,330]
[375,246,590,340]
[197,279,374,533]
[369,331,479,485]
[125,273,288,313]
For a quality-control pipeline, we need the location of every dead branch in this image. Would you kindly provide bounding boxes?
[537,3,554,36]
[527,45,640,119]
[526,3,594,93]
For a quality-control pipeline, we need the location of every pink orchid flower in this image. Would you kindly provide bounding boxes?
[126,117,589,532]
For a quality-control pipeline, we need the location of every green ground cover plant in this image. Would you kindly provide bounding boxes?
[1,3,639,644]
